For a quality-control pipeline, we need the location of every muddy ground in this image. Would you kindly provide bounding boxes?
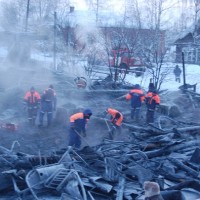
[0,60,199,156]
[0,61,132,156]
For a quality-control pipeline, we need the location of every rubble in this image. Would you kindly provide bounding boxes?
[0,66,200,199]
[0,117,200,200]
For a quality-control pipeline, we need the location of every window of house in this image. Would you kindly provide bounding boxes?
[182,47,195,63]
[87,34,95,44]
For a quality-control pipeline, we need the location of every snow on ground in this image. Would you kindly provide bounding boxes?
[31,51,53,62]
[0,44,200,93]
[125,62,200,93]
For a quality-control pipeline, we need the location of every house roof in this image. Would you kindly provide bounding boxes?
[174,32,194,44]
[65,10,124,27]
[65,9,156,29]
[174,26,200,44]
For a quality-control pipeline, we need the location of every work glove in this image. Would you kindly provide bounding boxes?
[155,105,160,111]
[82,130,87,137]
[102,111,108,117]
[108,130,113,140]
[112,117,118,124]
[23,106,27,111]
[53,107,56,112]
[111,125,117,131]
[70,122,75,129]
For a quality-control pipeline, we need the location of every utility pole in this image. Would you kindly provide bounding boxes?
[53,12,57,71]
[182,52,186,88]
[96,0,99,23]
[25,0,30,32]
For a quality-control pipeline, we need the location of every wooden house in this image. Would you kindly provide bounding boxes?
[174,28,200,64]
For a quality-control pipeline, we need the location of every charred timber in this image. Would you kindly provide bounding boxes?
[132,141,200,160]
[171,126,200,134]
[166,180,200,191]
[167,157,199,178]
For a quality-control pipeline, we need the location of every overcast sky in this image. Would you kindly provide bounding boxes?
[71,0,124,12]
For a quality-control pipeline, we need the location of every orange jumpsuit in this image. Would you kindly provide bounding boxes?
[145,92,160,123]
[106,108,123,139]
[107,108,123,127]
[24,90,41,125]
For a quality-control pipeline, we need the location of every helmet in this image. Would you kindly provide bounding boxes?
[83,109,92,116]
[30,86,35,93]
[134,84,140,89]
[49,84,54,89]
[152,89,158,94]
[83,109,92,119]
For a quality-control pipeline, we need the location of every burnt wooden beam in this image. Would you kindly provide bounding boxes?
[168,157,199,179]
[132,141,200,159]
[166,180,200,191]
[172,126,200,133]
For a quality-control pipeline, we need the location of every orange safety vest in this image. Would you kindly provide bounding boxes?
[70,113,84,122]
[145,92,160,110]
[145,92,160,104]
[24,91,41,105]
[126,89,145,102]
[107,108,123,126]
[70,112,88,131]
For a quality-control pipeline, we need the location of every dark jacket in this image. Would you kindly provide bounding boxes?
[41,88,57,111]
[173,66,182,76]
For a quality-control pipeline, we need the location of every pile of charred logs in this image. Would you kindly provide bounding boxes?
[0,117,200,200]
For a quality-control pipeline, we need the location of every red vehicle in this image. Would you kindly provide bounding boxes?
[109,48,145,76]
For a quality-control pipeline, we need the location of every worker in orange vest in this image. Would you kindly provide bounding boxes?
[126,84,144,121]
[24,87,41,125]
[69,109,92,149]
[145,90,160,124]
[105,108,123,140]
[38,85,57,127]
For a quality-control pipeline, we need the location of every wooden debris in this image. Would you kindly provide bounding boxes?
[0,118,200,199]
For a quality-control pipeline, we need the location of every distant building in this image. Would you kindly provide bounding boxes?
[174,27,200,64]
[59,8,166,62]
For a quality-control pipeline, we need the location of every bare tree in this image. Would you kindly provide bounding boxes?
[139,0,179,91]
[30,0,56,21]
[0,0,61,32]
[194,0,200,28]
[0,0,27,31]
[123,0,142,28]
[25,0,30,31]
[85,0,112,23]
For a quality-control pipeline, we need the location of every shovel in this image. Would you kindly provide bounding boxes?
[104,119,113,140]
[73,129,91,147]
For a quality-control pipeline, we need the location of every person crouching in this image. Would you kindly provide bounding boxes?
[105,108,123,140]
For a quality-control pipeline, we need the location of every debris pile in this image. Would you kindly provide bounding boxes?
[0,120,200,200]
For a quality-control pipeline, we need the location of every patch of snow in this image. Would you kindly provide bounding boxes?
[1,42,200,94]
[31,52,53,62]
[125,63,200,93]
